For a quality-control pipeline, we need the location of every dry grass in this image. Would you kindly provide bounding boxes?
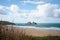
[0,25,32,40]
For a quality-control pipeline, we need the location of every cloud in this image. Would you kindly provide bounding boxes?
[20,0,45,5]
[25,3,60,23]
[0,3,60,23]
[0,4,28,22]
[0,5,4,9]
[40,0,52,2]
[54,9,60,18]
[28,3,58,18]
[36,3,58,17]
[0,5,8,15]
[20,0,52,5]
[9,5,20,13]
[8,5,27,22]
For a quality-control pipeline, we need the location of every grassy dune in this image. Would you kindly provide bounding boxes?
[0,25,60,40]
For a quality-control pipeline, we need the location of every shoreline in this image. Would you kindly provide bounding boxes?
[15,26,60,30]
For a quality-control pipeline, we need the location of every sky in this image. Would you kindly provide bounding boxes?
[0,0,60,23]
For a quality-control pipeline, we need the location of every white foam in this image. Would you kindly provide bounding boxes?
[15,26,60,30]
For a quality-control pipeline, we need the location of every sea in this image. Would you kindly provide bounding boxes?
[15,23,60,30]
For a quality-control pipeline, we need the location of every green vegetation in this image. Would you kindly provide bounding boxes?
[0,21,15,25]
[0,25,60,40]
[32,36,60,40]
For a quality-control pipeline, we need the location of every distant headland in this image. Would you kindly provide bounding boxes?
[0,21,15,25]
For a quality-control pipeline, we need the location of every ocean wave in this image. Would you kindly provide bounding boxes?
[16,26,60,30]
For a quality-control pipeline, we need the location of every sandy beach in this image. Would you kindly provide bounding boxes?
[8,25,60,37]
[21,28,60,37]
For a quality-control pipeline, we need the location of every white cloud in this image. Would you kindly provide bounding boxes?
[0,5,8,15]
[9,5,20,13]
[21,0,52,5]
[54,9,60,18]
[0,3,60,23]
[37,4,58,17]
[0,5,4,9]
[28,3,58,18]
[21,0,45,5]
[0,5,23,22]
[8,5,28,22]
[40,0,52,2]
[25,3,60,23]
